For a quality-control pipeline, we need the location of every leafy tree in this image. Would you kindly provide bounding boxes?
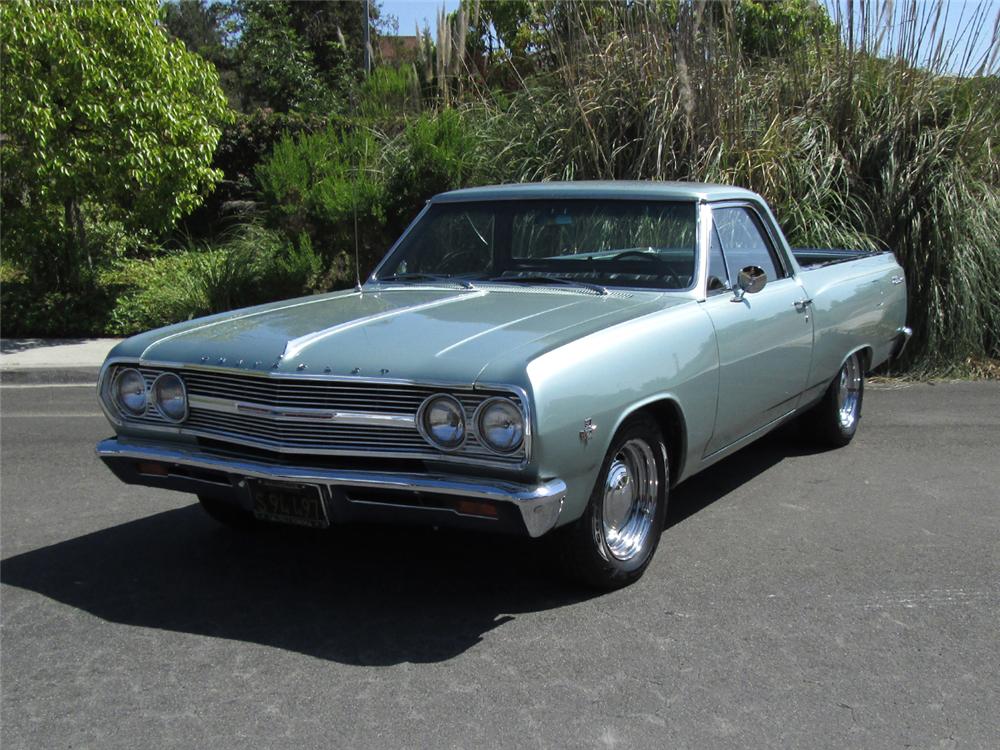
[0,0,230,287]
[280,0,371,81]
[160,0,240,105]
[234,0,380,114]
[236,1,333,112]
[160,0,230,61]
[458,0,537,86]
[732,0,836,58]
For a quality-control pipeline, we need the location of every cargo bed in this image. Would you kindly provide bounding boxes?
[791,248,888,269]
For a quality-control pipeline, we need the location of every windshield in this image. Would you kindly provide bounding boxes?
[374,199,698,291]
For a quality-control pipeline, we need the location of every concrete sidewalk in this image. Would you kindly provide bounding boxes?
[0,338,122,384]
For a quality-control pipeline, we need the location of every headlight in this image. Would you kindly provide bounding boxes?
[475,398,524,454]
[114,368,147,415]
[151,372,188,422]
[418,394,466,450]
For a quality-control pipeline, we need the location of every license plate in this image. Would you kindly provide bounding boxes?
[251,481,329,528]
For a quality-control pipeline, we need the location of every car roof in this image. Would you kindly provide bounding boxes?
[431,180,762,204]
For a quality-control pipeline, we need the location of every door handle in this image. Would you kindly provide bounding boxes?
[794,298,813,312]
[891,275,904,285]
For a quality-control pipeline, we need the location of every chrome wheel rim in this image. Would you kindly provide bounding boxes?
[837,354,862,430]
[601,438,659,562]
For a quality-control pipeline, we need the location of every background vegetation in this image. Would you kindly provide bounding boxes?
[1,0,997,373]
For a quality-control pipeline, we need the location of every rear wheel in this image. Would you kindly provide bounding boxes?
[804,351,865,447]
[198,495,256,531]
[557,414,668,589]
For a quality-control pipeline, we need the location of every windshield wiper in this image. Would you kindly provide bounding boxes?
[375,273,476,289]
[484,274,608,296]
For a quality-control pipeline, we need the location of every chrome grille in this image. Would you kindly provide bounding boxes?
[109,365,526,464]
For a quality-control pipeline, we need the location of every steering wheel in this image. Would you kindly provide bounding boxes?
[437,248,484,274]
[608,250,682,288]
[609,250,660,262]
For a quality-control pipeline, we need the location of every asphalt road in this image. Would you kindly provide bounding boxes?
[1,381,998,749]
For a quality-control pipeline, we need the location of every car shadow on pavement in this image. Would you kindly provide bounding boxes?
[666,422,825,528]
[1,429,815,665]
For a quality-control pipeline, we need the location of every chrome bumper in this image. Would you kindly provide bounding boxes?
[95,438,565,537]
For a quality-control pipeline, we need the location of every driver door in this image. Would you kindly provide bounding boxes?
[701,204,813,455]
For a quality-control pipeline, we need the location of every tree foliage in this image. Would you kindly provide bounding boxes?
[160,0,240,105]
[234,0,372,113]
[731,0,836,58]
[0,0,229,286]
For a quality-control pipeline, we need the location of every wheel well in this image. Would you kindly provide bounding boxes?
[860,346,874,373]
[847,346,874,374]
[638,399,686,486]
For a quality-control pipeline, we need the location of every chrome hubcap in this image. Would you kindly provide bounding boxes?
[601,439,658,561]
[837,354,862,430]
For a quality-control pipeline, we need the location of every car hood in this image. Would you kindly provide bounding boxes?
[119,285,684,385]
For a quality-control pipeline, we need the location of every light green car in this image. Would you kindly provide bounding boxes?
[97,182,910,588]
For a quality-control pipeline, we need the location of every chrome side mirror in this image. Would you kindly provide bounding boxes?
[731,265,767,301]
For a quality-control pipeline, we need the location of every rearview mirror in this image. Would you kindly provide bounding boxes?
[732,265,767,301]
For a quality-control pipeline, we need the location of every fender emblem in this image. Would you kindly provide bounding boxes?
[580,418,597,444]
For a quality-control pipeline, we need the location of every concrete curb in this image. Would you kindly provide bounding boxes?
[0,367,101,385]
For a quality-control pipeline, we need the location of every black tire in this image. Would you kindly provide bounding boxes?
[803,351,865,448]
[556,413,669,590]
[197,494,257,531]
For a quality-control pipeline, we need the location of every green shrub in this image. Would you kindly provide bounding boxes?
[181,108,331,237]
[105,224,320,334]
[383,109,485,227]
[255,110,487,282]
[0,207,148,336]
[0,284,116,338]
[256,125,387,277]
[359,65,423,122]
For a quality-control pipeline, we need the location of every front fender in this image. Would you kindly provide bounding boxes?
[525,302,719,525]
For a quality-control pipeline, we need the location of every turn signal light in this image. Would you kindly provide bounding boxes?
[136,461,169,476]
[455,499,498,518]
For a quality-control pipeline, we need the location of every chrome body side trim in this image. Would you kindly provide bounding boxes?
[891,326,914,359]
[96,438,565,537]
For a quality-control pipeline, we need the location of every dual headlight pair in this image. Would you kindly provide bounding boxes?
[112,368,188,423]
[418,394,525,455]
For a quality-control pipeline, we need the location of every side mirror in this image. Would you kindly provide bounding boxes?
[732,265,767,301]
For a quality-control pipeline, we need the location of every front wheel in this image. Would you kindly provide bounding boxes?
[556,414,669,590]
[803,351,865,447]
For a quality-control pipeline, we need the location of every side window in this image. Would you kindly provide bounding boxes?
[713,207,785,282]
[707,225,730,295]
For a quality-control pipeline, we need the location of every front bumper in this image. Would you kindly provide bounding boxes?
[96,438,566,537]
